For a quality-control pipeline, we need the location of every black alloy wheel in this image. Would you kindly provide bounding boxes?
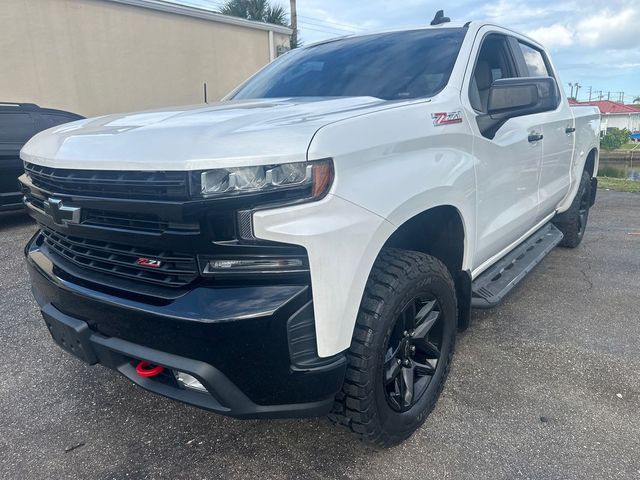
[383,296,443,412]
[329,248,457,447]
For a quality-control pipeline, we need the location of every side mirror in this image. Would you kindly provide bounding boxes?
[478,77,559,139]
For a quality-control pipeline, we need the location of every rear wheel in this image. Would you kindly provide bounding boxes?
[554,171,592,248]
[329,248,457,447]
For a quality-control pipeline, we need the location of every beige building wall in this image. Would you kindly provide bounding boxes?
[0,0,290,117]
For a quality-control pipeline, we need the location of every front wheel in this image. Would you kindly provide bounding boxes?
[553,171,592,248]
[329,248,457,448]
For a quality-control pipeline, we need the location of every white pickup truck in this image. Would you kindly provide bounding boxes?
[20,16,600,447]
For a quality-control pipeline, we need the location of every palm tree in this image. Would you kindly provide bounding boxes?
[220,0,288,26]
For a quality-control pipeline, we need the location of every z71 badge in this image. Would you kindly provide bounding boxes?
[431,111,463,126]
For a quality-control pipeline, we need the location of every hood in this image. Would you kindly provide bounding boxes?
[20,97,387,171]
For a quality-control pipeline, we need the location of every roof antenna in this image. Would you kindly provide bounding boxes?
[430,10,450,26]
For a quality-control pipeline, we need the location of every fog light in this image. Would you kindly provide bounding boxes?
[199,256,307,275]
[204,258,303,273]
[174,371,208,393]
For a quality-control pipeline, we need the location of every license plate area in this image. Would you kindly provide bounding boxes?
[41,304,98,364]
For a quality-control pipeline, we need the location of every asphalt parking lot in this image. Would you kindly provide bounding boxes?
[0,189,639,480]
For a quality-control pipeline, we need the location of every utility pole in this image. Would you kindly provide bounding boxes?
[588,86,592,102]
[289,0,298,48]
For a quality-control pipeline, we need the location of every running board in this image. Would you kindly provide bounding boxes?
[471,223,564,309]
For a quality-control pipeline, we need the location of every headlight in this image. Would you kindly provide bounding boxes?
[198,159,333,200]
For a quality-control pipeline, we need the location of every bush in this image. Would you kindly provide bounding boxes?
[601,128,630,151]
[597,165,625,178]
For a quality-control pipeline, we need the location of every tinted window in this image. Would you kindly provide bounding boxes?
[469,35,516,112]
[0,113,36,143]
[518,42,550,77]
[232,29,466,101]
[40,113,78,129]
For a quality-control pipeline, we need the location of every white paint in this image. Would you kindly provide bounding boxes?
[21,21,601,357]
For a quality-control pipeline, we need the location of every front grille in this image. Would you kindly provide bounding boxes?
[83,209,200,234]
[41,228,199,287]
[25,163,190,200]
[23,194,200,235]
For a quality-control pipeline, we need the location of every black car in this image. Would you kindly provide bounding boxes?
[0,103,83,212]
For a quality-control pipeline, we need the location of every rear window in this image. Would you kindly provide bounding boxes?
[40,113,78,129]
[232,28,466,101]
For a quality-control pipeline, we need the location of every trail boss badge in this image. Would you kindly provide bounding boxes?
[431,111,463,126]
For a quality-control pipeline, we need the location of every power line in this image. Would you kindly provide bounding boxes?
[297,24,352,36]
[298,18,358,33]
[298,14,361,31]
[298,22,355,35]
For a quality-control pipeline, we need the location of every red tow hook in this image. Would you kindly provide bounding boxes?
[135,360,165,378]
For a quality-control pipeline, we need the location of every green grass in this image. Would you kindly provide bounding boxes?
[618,143,640,151]
[598,166,626,178]
[598,176,640,193]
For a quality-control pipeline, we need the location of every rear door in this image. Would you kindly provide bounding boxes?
[512,40,574,220]
[463,30,544,270]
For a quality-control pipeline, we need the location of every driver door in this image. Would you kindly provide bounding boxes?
[464,32,543,271]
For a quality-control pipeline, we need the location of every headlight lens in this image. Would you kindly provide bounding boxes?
[199,159,333,199]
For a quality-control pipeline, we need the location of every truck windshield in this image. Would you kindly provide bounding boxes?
[231,28,466,101]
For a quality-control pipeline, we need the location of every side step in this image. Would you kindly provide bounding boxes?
[471,223,563,309]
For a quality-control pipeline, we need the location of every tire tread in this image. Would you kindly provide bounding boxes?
[329,248,456,447]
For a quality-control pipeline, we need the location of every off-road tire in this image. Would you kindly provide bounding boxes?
[329,248,457,448]
[553,171,592,248]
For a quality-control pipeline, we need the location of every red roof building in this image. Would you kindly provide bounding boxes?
[570,99,640,133]
[574,100,640,114]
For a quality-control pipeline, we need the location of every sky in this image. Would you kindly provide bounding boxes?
[183,0,640,102]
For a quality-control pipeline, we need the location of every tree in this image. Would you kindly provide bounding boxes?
[220,0,287,26]
[634,97,640,104]
[601,128,630,151]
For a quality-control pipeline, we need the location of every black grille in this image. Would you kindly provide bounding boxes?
[25,163,190,200]
[83,209,199,234]
[41,228,199,287]
[23,194,199,235]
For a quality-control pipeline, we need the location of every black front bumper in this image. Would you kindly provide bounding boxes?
[26,234,346,419]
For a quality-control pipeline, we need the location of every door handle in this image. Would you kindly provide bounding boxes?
[565,127,576,134]
[528,134,544,142]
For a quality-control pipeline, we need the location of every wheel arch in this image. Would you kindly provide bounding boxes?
[382,205,466,275]
[375,204,472,330]
[584,147,598,177]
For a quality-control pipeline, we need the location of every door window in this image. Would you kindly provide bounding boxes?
[517,42,551,77]
[469,34,517,113]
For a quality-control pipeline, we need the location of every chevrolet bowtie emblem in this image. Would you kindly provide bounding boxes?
[44,198,81,225]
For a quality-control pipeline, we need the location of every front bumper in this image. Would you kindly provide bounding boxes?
[26,233,346,419]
